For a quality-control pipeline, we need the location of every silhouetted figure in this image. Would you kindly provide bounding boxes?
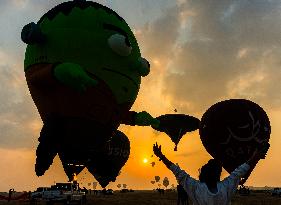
[153,142,269,205]
[8,189,14,202]
[28,191,31,200]
[156,188,164,195]
[102,188,107,195]
[177,184,189,205]
[82,187,88,194]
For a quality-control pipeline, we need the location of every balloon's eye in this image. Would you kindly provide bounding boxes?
[108,34,132,56]
[138,57,150,77]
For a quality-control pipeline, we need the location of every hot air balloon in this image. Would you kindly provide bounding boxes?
[117,184,121,189]
[92,182,98,190]
[199,99,271,181]
[163,177,169,188]
[87,130,130,188]
[151,162,156,167]
[22,0,162,188]
[155,114,200,150]
[123,184,127,189]
[155,176,160,182]
[151,181,155,184]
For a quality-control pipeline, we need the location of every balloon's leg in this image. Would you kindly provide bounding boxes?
[35,119,60,176]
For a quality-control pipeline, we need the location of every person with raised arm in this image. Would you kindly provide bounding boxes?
[153,142,269,205]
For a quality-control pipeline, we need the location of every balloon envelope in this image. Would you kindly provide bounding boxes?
[163,177,169,188]
[155,114,200,150]
[87,131,130,188]
[199,99,271,173]
[92,182,98,189]
[155,176,160,182]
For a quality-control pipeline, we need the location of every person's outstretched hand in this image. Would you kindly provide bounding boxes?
[153,142,164,160]
[240,142,270,185]
[248,142,270,164]
[153,142,173,168]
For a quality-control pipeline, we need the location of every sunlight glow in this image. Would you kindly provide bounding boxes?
[143,158,148,164]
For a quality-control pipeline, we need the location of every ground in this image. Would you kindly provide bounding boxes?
[0,190,281,205]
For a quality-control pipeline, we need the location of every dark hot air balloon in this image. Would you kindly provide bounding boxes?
[155,114,200,150]
[22,0,162,188]
[199,99,271,182]
[87,130,130,188]
[155,176,160,182]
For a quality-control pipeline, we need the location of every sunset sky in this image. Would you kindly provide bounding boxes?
[0,0,281,192]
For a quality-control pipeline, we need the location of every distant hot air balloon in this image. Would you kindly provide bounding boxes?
[123,184,127,189]
[92,182,98,190]
[155,176,160,182]
[155,114,200,151]
[117,184,121,189]
[200,99,271,182]
[163,177,169,188]
[151,181,155,184]
[151,162,156,167]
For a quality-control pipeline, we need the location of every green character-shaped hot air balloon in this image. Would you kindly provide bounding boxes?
[21,0,160,187]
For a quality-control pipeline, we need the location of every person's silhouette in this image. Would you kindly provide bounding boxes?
[153,142,269,205]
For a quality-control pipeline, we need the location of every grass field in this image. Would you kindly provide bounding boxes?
[0,190,281,205]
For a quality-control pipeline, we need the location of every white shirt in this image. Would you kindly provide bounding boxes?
[170,163,250,205]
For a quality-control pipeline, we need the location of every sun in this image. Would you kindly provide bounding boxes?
[143,158,148,164]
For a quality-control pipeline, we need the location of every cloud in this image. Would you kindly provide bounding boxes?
[175,150,203,157]
[131,3,187,114]
[159,0,281,114]
[0,49,40,149]
[139,5,182,69]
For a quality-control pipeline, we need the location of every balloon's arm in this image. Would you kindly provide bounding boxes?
[54,62,98,92]
[134,111,160,128]
[120,111,138,125]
